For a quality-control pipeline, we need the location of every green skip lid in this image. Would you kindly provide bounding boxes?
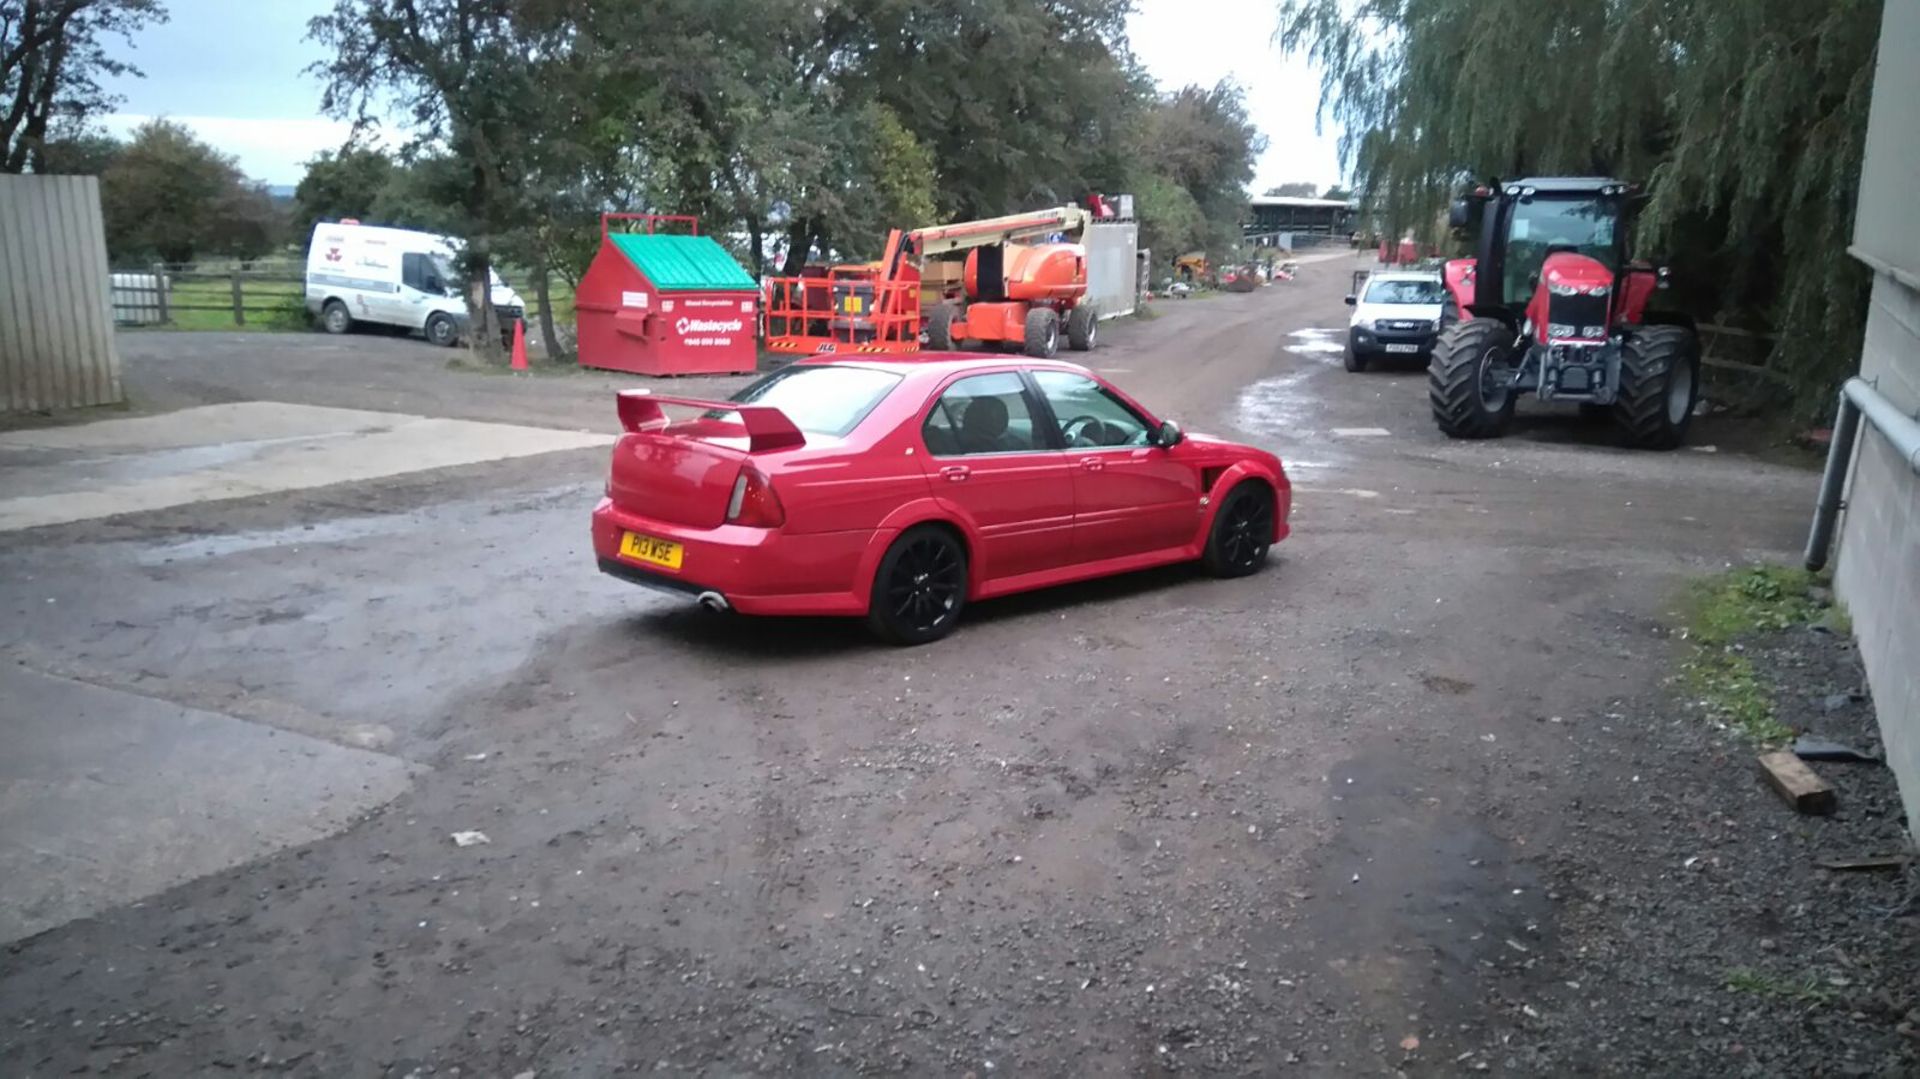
[608,233,756,292]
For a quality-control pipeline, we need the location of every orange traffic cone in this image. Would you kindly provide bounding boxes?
[510,318,528,371]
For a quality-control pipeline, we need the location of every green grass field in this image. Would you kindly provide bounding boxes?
[121,274,308,333]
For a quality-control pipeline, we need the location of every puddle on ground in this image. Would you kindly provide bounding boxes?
[1285,327,1347,361]
[70,432,363,484]
[128,483,599,565]
[1234,368,1318,437]
[133,514,421,565]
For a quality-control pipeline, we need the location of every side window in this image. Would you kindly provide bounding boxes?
[1032,371,1152,448]
[922,373,1044,456]
[401,252,433,292]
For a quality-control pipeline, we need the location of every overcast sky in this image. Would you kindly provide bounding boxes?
[97,0,1344,194]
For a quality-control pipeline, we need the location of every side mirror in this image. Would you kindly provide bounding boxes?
[1155,419,1183,448]
[1448,198,1471,229]
[1343,294,1356,306]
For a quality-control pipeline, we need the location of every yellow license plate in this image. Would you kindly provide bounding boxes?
[843,296,865,314]
[619,531,683,570]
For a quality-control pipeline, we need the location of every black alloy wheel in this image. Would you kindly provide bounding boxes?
[868,526,969,644]
[1203,483,1274,578]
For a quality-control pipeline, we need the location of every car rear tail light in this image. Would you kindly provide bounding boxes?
[727,464,785,527]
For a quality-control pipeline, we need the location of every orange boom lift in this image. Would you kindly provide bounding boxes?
[764,204,1098,358]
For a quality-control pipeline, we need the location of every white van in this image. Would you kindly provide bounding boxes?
[305,221,525,347]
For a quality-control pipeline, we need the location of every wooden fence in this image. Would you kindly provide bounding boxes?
[109,261,308,330]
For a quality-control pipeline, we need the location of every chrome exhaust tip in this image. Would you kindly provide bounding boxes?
[696,591,730,613]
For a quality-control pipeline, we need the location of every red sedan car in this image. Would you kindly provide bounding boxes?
[592,355,1290,643]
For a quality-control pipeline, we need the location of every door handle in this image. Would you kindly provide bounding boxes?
[1078,457,1105,472]
[939,465,971,482]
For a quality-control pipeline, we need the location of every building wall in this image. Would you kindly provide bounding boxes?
[1834,274,1920,836]
[0,175,123,412]
[1833,0,1920,839]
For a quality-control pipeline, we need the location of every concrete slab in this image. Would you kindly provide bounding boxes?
[0,664,419,944]
[0,401,613,531]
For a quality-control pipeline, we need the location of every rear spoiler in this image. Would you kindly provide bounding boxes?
[615,391,806,453]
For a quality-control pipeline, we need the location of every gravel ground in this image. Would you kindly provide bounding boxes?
[1523,617,1918,1076]
[2,257,1911,1076]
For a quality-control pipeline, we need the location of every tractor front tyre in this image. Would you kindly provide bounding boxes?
[1066,304,1097,351]
[1428,317,1518,439]
[926,303,958,351]
[1613,325,1699,450]
[1024,307,1060,358]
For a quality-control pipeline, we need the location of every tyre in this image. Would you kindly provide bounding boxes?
[1066,304,1097,351]
[321,300,352,336]
[867,525,969,645]
[1613,324,1699,450]
[1343,339,1368,372]
[1428,317,1518,439]
[426,312,459,348]
[926,303,958,350]
[1023,307,1060,358]
[1202,481,1275,578]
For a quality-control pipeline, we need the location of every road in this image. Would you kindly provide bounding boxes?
[7,256,1901,1076]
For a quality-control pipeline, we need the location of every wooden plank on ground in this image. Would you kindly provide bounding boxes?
[1757,751,1836,815]
[1815,854,1912,872]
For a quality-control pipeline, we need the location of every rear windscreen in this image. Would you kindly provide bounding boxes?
[722,366,902,437]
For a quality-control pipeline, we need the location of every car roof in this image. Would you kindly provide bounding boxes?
[798,353,1099,379]
[1365,271,1441,283]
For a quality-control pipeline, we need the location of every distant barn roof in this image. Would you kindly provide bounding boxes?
[1247,196,1354,209]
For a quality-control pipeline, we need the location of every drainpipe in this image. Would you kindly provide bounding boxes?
[1805,377,1920,570]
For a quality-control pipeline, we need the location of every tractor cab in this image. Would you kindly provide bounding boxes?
[1429,176,1701,450]
[1449,177,1636,311]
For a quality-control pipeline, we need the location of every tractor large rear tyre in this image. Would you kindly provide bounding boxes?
[926,303,958,351]
[1428,317,1518,439]
[1024,307,1060,358]
[1613,325,1699,450]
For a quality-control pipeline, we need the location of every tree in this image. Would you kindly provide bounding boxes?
[1275,0,1882,412]
[1264,182,1320,197]
[861,0,1143,221]
[34,122,118,172]
[292,146,394,233]
[310,0,560,356]
[1129,80,1264,257]
[1133,171,1207,265]
[1321,184,1350,202]
[99,118,279,263]
[2,0,166,172]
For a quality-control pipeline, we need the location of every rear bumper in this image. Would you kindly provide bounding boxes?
[591,498,878,616]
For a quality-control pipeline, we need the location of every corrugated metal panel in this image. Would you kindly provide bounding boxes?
[1853,0,1919,277]
[0,175,124,412]
[607,233,756,292]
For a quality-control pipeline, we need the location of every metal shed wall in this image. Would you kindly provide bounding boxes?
[0,175,124,412]
[1085,221,1139,319]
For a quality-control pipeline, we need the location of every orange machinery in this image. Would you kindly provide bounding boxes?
[763,204,1098,358]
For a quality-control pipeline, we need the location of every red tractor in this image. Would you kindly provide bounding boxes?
[1429,177,1700,449]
